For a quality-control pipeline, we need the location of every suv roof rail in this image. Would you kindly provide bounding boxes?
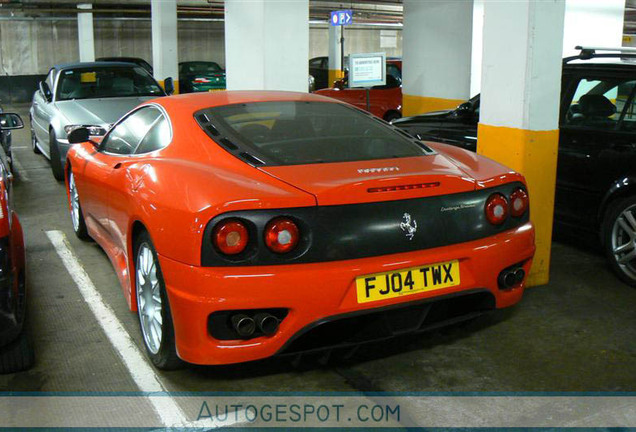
[564,45,636,63]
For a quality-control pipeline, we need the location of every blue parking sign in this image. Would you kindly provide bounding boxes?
[330,10,353,26]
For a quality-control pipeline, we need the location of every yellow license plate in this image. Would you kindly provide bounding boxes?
[208,88,224,92]
[356,260,460,304]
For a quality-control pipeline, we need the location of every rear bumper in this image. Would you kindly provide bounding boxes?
[160,222,535,365]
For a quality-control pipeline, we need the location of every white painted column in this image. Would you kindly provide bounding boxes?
[402,0,473,116]
[471,0,625,95]
[225,0,309,92]
[478,0,566,286]
[563,0,625,57]
[77,3,95,62]
[328,25,343,87]
[151,0,179,92]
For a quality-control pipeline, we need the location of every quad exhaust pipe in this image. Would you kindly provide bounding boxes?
[498,267,526,289]
[231,312,279,338]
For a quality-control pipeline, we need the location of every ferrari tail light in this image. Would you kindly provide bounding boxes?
[485,193,509,225]
[213,219,249,255]
[509,188,529,217]
[264,218,300,254]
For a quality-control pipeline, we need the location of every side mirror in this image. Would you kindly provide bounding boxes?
[0,113,23,130]
[164,77,175,95]
[39,81,52,103]
[67,127,90,144]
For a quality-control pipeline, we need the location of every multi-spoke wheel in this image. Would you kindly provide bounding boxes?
[604,197,636,286]
[67,170,89,240]
[134,231,181,370]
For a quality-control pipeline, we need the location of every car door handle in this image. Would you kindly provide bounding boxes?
[113,162,122,169]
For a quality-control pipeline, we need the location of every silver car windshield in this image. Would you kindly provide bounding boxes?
[56,66,164,101]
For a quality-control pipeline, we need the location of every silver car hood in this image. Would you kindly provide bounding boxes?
[55,96,155,127]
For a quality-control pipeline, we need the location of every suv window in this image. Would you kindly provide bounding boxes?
[101,107,162,155]
[564,77,636,130]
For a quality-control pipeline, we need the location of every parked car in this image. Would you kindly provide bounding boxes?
[29,61,168,181]
[315,60,402,122]
[0,105,17,170]
[179,61,226,93]
[393,47,636,286]
[65,91,534,368]
[309,56,330,91]
[0,113,32,374]
[97,57,153,75]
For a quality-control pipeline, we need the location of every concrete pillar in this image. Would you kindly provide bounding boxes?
[402,0,473,117]
[77,3,95,62]
[477,0,566,286]
[151,0,179,93]
[328,25,344,88]
[563,0,625,57]
[225,0,309,92]
[470,0,625,95]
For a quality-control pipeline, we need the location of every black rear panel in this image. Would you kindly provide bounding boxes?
[201,182,529,266]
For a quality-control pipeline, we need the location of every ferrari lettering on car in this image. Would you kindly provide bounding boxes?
[64,91,535,369]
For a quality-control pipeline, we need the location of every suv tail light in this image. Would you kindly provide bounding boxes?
[509,188,529,217]
[264,218,300,254]
[213,219,249,255]
[485,193,509,225]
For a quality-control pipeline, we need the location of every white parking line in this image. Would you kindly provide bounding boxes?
[46,230,235,429]
[12,155,30,182]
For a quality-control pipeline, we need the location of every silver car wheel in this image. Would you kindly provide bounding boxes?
[136,243,162,355]
[611,204,636,281]
[69,172,80,232]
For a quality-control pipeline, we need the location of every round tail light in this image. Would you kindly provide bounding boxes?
[485,193,509,225]
[264,218,300,254]
[509,188,529,217]
[213,219,249,255]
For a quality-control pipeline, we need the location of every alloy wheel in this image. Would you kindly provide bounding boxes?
[68,172,80,232]
[611,204,636,281]
[136,243,163,355]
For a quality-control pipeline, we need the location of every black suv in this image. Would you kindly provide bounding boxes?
[393,47,636,286]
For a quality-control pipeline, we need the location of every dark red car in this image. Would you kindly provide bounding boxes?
[315,60,402,122]
[0,113,32,374]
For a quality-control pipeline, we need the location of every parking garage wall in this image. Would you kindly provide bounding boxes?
[0,18,401,103]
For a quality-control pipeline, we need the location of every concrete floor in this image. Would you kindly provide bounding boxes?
[1,103,636,395]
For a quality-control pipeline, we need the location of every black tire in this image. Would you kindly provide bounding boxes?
[31,126,41,154]
[602,195,636,286]
[67,169,90,241]
[384,111,401,123]
[134,231,183,370]
[0,330,34,374]
[49,130,64,181]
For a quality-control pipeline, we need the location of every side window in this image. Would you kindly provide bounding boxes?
[309,58,322,68]
[101,107,161,155]
[564,77,636,130]
[135,115,171,154]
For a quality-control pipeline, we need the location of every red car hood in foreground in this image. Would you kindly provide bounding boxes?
[259,154,477,206]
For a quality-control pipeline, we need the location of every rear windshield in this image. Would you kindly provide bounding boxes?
[195,101,431,166]
[181,62,223,74]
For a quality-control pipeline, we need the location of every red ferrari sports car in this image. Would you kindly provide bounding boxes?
[65,91,535,369]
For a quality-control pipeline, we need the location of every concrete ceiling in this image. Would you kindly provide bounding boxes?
[0,0,403,24]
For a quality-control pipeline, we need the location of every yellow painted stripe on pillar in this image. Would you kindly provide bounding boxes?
[327,69,345,88]
[477,123,559,287]
[402,94,465,117]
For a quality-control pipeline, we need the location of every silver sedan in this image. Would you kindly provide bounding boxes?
[30,62,168,180]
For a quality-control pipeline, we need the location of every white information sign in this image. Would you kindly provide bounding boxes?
[349,52,386,88]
